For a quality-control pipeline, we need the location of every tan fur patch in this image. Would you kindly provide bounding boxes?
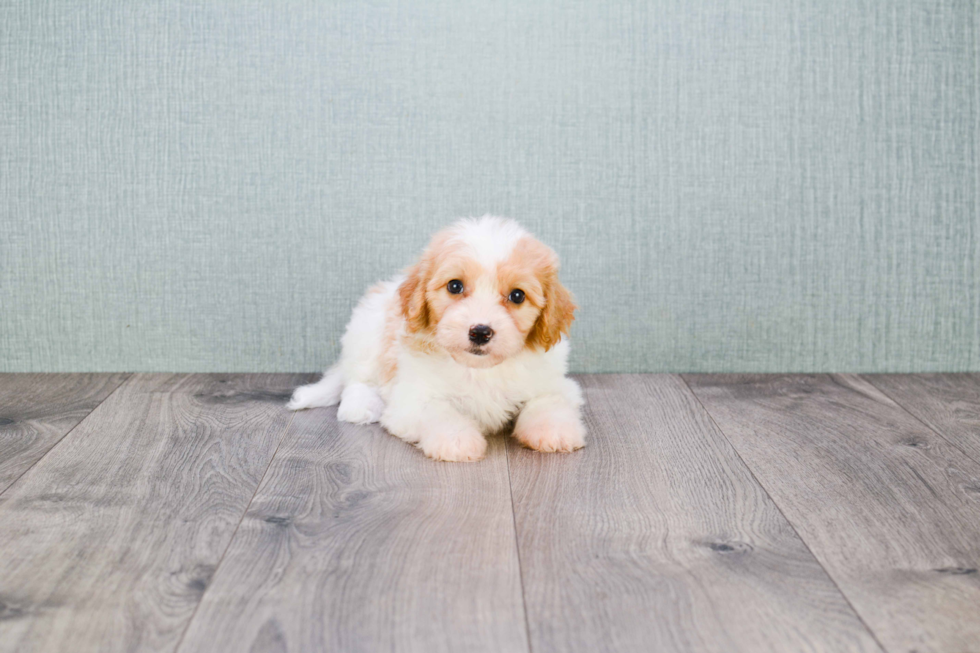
[504,237,576,351]
[398,231,491,334]
[379,291,403,384]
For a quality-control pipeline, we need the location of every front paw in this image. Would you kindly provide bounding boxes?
[419,429,488,462]
[514,413,586,453]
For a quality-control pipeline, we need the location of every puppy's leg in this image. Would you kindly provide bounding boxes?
[513,391,586,453]
[337,382,385,425]
[287,368,344,410]
[382,400,487,462]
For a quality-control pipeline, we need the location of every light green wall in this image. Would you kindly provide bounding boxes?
[1,0,978,373]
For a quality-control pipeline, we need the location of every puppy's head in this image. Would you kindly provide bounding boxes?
[398,216,575,368]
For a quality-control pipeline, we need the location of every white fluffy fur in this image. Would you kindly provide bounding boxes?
[288,216,585,462]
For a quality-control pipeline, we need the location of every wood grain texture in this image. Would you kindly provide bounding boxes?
[0,373,310,653]
[177,406,529,653]
[864,374,980,465]
[508,374,882,653]
[0,373,129,494]
[685,374,980,653]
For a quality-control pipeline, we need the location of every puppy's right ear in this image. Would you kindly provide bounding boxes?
[398,256,430,332]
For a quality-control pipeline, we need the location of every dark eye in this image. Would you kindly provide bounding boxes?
[509,289,525,304]
[447,279,464,294]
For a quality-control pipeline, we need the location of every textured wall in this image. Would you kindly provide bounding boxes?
[1,0,978,373]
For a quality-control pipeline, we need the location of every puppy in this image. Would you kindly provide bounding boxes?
[288,216,585,462]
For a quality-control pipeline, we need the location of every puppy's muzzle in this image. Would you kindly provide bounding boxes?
[468,324,494,345]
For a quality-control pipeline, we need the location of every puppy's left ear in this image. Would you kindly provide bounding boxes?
[527,261,576,351]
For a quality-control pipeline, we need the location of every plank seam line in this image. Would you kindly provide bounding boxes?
[505,443,535,653]
[677,374,890,653]
[170,402,300,653]
[860,375,980,468]
[0,372,133,500]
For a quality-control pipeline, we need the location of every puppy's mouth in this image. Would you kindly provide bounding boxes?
[452,344,502,369]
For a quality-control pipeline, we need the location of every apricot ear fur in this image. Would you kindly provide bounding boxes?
[528,273,576,351]
[398,257,431,332]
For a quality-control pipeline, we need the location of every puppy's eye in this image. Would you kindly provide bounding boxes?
[447,279,464,294]
[509,289,525,304]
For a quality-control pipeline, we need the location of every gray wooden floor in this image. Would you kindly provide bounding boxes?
[1,374,979,653]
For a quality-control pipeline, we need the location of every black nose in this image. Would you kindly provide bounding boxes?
[468,324,494,345]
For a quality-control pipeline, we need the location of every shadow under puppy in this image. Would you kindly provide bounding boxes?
[288,216,585,461]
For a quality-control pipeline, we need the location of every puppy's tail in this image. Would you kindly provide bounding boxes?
[286,366,344,410]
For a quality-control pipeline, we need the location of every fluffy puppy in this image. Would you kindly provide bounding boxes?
[288,216,585,462]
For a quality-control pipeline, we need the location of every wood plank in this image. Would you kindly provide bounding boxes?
[177,406,529,653]
[0,373,311,653]
[685,374,980,653]
[864,374,980,464]
[0,373,129,494]
[508,374,882,653]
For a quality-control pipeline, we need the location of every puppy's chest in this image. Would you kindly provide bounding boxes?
[441,369,534,430]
